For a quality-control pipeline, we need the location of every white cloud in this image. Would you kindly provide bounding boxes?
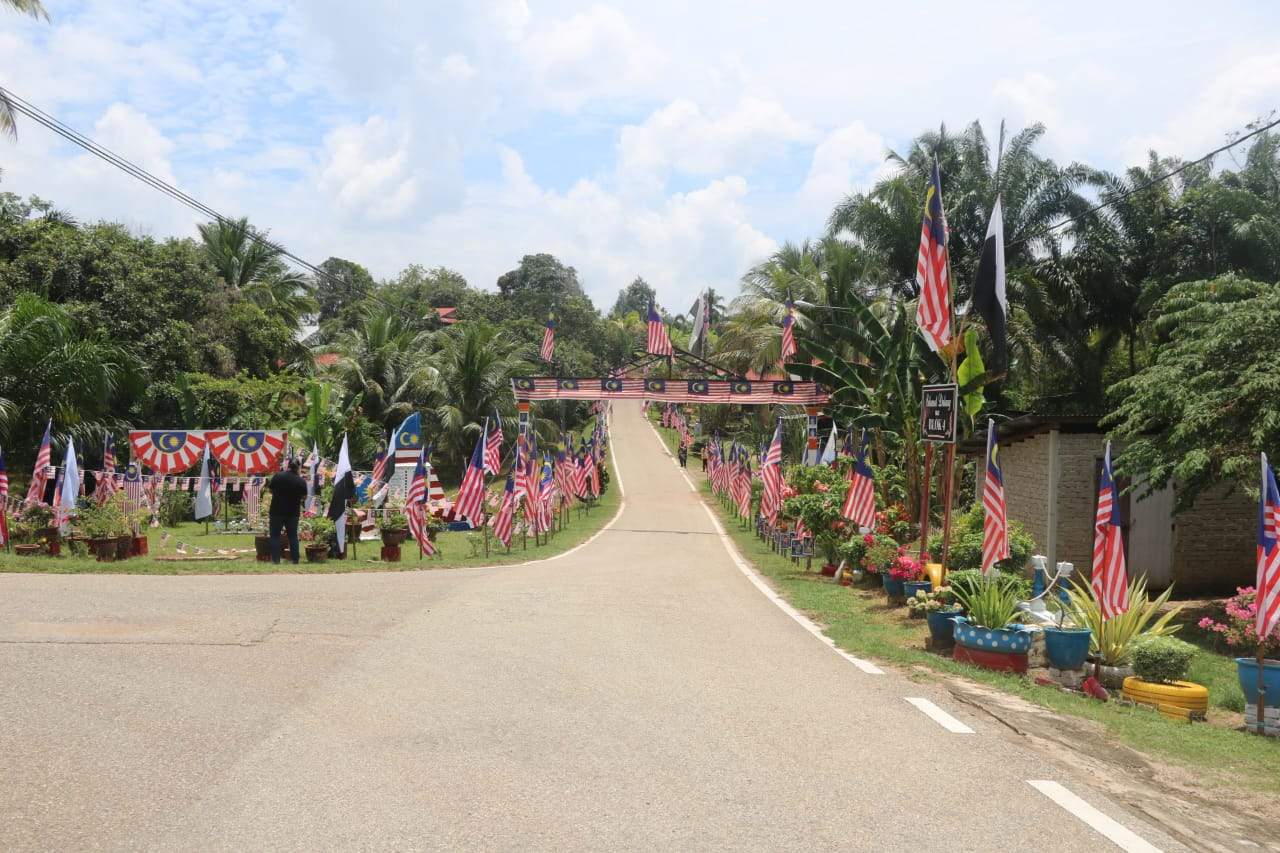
[317,117,418,220]
[800,121,887,215]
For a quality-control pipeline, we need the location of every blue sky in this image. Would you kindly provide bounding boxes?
[2,1,1278,310]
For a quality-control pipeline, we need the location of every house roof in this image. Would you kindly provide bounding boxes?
[314,352,341,367]
[957,413,1104,454]
[436,307,458,324]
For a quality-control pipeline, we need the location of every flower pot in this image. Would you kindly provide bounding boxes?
[304,544,328,564]
[381,544,402,562]
[1043,626,1092,671]
[1236,658,1280,709]
[952,616,1034,655]
[254,535,272,563]
[903,580,932,600]
[14,543,41,557]
[381,528,408,547]
[131,536,148,557]
[1121,677,1209,715]
[92,537,116,562]
[953,643,1029,674]
[926,609,961,646]
[820,563,838,577]
[881,574,906,599]
[115,536,131,560]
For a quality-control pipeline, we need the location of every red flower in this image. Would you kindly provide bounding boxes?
[814,482,830,493]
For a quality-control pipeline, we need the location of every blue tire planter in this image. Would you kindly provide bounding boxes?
[1043,626,1092,670]
[1235,657,1280,708]
[926,609,961,645]
[903,580,932,600]
[881,574,906,599]
[952,616,1034,654]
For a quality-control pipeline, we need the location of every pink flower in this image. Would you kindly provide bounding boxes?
[815,482,830,493]
[1197,617,1215,630]
[863,534,875,546]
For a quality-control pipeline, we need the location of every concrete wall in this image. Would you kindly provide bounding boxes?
[1172,482,1257,594]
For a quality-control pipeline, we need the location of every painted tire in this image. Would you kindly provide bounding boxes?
[953,643,1028,674]
[1122,678,1209,711]
[952,617,1034,654]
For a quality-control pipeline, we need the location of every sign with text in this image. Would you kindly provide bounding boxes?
[920,384,958,444]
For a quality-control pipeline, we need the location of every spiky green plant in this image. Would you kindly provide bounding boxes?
[1064,576,1183,666]
[951,575,1025,629]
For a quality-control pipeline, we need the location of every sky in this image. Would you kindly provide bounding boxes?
[1,1,1278,311]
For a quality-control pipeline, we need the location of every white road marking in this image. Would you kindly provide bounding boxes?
[904,697,974,733]
[644,416,883,676]
[1028,780,1163,852]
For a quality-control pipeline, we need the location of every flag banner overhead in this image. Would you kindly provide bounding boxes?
[511,377,829,405]
[129,430,208,474]
[204,430,288,474]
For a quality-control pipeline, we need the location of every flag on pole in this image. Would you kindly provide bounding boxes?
[646,302,674,357]
[973,196,1008,373]
[1255,454,1280,642]
[406,447,436,556]
[0,445,9,548]
[484,415,503,474]
[123,462,143,513]
[780,292,798,362]
[95,436,118,504]
[493,474,516,549]
[734,449,753,519]
[1091,441,1130,618]
[0,444,9,502]
[327,435,354,554]
[819,424,839,466]
[841,430,877,532]
[454,430,488,527]
[304,443,320,516]
[26,419,52,505]
[540,311,556,362]
[760,420,784,524]
[690,291,708,355]
[392,412,424,466]
[371,439,390,485]
[915,158,951,353]
[194,444,214,520]
[59,438,79,533]
[980,419,1009,575]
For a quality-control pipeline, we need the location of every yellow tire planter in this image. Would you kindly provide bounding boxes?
[1122,677,1209,721]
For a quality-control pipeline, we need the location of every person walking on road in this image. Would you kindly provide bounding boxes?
[266,459,308,564]
[677,444,688,467]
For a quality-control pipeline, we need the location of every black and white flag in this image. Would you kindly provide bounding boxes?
[973,197,1007,372]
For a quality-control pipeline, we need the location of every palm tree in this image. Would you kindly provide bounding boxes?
[428,322,524,471]
[198,216,317,330]
[329,308,436,432]
[0,1,47,139]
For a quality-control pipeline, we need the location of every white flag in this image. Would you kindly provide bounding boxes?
[193,445,213,520]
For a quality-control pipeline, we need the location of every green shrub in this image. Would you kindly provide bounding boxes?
[946,568,1031,603]
[1064,577,1183,666]
[928,502,1035,574]
[158,490,193,527]
[1131,635,1197,684]
[951,578,1025,629]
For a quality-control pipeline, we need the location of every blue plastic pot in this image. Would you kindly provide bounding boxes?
[952,616,1034,654]
[1235,657,1280,708]
[926,609,961,645]
[903,580,933,600]
[1042,626,1092,670]
[881,574,906,599]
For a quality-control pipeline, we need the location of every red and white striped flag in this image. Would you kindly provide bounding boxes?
[1255,454,1280,642]
[1091,441,1130,618]
[540,312,556,362]
[406,448,436,556]
[95,435,118,505]
[760,420,784,524]
[915,159,952,353]
[484,416,503,475]
[26,420,52,506]
[840,429,877,531]
[780,293,798,362]
[454,429,488,527]
[492,474,516,548]
[981,419,1009,575]
[0,444,9,548]
[646,302,674,357]
[734,450,752,519]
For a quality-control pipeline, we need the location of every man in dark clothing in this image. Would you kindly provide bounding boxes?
[266,460,308,565]
[677,444,687,468]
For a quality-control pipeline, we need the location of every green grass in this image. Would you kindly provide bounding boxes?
[650,421,1280,793]
[0,483,621,575]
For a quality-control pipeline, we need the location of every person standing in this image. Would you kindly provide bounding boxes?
[266,459,307,564]
[677,444,688,468]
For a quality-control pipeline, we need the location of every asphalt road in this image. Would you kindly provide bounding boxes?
[0,403,1186,851]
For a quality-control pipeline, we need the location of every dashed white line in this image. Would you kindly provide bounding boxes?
[1028,780,1163,852]
[644,415,884,676]
[904,697,974,733]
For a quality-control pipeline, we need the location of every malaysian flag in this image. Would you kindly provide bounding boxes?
[484,415,503,475]
[370,439,390,485]
[245,476,263,526]
[406,448,436,556]
[538,456,556,532]
[540,311,556,362]
[26,419,52,505]
[493,474,516,549]
[123,463,143,514]
[0,445,8,548]
[1091,441,1129,618]
[734,449,753,519]
[454,429,488,527]
[780,292,798,362]
[95,435,118,505]
[647,302,674,357]
[915,158,952,353]
[841,430,877,532]
[760,420,784,523]
[1255,454,1279,642]
[980,419,1009,575]
[0,443,9,501]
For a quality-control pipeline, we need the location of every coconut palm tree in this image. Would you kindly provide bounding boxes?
[0,1,47,139]
[329,308,436,433]
[198,216,317,330]
[428,322,524,471]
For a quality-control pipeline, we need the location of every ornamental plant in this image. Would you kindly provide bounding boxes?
[887,548,923,581]
[861,533,899,575]
[1197,587,1280,658]
[304,515,336,543]
[378,498,409,531]
[782,486,849,565]
[928,503,1035,575]
[907,586,956,614]
[875,503,913,544]
[1131,636,1197,684]
[1064,576,1183,667]
[952,577,1025,630]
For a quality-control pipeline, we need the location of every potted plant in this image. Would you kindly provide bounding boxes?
[1120,636,1208,720]
[885,546,924,603]
[19,503,58,553]
[1065,576,1184,687]
[1042,598,1093,672]
[1198,586,1280,710]
[12,521,41,556]
[303,516,335,563]
[107,493,132,560]
[79,502,120,562]
[951,575,1033,673]
[378,498,409,547]
[911,586,963,646]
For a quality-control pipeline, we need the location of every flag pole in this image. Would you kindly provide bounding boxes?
[939,181,961,576]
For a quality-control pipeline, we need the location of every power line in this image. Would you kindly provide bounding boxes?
[1008,112,1280,249]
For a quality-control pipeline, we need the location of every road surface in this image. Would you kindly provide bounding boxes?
[0,403,1184,851]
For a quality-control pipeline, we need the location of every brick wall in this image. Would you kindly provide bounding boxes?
[1053,434,1101,577]
[1172,482,1256,594]
[998,435,1048,566]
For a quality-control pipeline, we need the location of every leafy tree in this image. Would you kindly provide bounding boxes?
[497,253,584,300]
[1107,275,1280,510]
[0,0,47,138]
[315,256,376,325]
[611,276,657,318]
[329,307,436,433]
[427,322,524,472]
